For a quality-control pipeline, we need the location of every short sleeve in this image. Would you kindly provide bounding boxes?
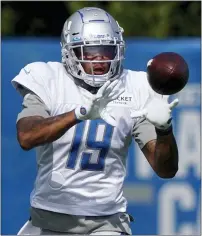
[132,118,157,149]
[17,87,50,122]
[11,62,53,111]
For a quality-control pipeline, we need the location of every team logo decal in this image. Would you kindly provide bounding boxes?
[80,107,87,115]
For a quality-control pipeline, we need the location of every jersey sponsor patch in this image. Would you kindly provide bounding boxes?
[110,92,134,107]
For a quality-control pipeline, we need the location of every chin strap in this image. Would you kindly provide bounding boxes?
[74,66,124,94]
[73,76,101,94]
[63,64,100,94]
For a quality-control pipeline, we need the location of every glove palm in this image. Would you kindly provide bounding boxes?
[131,97,179,130]
[75,80,124,126]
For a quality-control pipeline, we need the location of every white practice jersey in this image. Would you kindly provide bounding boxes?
[12,61,160,216]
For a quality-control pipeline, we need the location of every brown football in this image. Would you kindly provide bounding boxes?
[147,52,189,95]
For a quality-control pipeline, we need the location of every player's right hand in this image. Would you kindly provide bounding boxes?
[74,79,124,126]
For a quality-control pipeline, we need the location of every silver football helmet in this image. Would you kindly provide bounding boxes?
[61,7,125,88]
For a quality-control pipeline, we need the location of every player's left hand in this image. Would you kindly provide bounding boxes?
[130,97,179,130]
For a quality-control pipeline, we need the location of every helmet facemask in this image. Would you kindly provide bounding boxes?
[62,42,124,87]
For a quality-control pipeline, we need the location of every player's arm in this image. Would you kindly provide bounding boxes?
[17,91,79,151]
[142,127,178,178]
[132,95,179,178]
[17,80,123,150]
[17,113,78,150]
[133,118,178,179]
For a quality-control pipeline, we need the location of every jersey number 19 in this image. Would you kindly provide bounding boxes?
[66,119,114,171]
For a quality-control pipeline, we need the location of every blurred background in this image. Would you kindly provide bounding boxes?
[1,1,201,235]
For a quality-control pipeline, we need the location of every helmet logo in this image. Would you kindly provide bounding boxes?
[72,36,81,41]
[88,33,111,39]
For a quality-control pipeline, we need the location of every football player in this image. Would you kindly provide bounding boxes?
[12,7,179,235]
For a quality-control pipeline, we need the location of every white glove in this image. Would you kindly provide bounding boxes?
[131,97,179,130]
[75,79,124,126]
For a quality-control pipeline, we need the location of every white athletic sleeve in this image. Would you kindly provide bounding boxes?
[132,117,157,149]
[17,87,50,122]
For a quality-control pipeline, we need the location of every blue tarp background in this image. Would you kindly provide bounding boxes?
[2,38,201,235]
